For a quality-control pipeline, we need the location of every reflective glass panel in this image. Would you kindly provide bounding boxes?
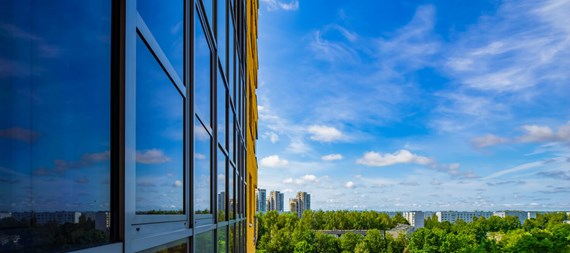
[229,224,235,253]
[196,230,214,253]
[136,36,184,214]
[217,226,227,253]
[218,0,226,74]
[138,238,187,253]
[217,148,226,221]
[229,165,234,220]
[194,12,211,127]
[137,0,184,80]
[217,71,226,147]
[0,1,112,252]
[194,117,211,214]
[202,0,213,27]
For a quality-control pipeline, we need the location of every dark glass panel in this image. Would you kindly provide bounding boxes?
[229,23,235,104]
[218,0,227,74]
[228,165,234,220]
[217,226,227,253]
[229,224,235,253]
[137,238,187,253]
[0,1,112,252]
[216,148,226,221]
[196,230,214,253]
[137,0,184,80]
[136,36,184,215]
[217,71,226,147]
[194,117,211,214]
[229,110,234,162]
[194,12,211,127]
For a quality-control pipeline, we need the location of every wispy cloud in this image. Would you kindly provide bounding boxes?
[260,0,299,11]
[136,149,171,164]
[0,127,41,143]
[472,134,509,148]
[321,154,343,161]
[307,125,343,142]
[443,0,570,92]
[356,149,434,167]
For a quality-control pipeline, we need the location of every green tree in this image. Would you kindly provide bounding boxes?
[294,240,314,253]
[340,232,362,253]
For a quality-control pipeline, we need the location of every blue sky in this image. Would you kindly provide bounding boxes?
[256,0,570,211]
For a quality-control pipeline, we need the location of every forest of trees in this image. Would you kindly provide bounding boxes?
[256,210,570,253]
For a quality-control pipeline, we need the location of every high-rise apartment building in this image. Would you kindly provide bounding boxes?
[289,192,311,218]
[403,211,425,228]
[267,191,284,212]
[256,189,267,212]
[0,0,259,252]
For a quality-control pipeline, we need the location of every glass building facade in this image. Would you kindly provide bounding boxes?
[0,0,258,252]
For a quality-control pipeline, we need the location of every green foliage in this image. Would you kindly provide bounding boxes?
[256,211,570,253]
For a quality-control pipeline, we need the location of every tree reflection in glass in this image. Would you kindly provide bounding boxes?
[0,1,112,252]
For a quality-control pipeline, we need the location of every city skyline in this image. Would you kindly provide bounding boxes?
[256,0,570,211]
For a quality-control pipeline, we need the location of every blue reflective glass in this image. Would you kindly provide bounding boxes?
[217,148,226,221]
[217,71,226,147]
[0,1,112,251]
[137,0,184,80]
[218,0,227,74]
[135,36,184,215]
[195,12,211,127]
[194,117,212,214]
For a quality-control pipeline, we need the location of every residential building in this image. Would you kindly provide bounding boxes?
[289,192,311,218]
[493,211,537,224]
[436,211,493,223]
[0,0,259,252]
[267,191,284,212]
[256,189,267,212]
[403,211,425,228]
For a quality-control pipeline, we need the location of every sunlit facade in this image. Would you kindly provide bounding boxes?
[0,0,258,252]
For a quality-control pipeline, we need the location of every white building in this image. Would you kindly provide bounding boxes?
[403,211,424,228]
[436,211,492,223]
[493,211,536,224]
[12,211,82,224]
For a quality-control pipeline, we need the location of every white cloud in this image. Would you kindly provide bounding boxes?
[472,134,509,148]
[136,149,171,164]
[322,154,343,161]
[259,155,289,168]
[173,180,182,187]
[282,174,321,185]
[287,138,311,154]
[356,149,434,167]
[260,0,299,11]
[518,122,570,144]
[308,125,343,142]
[345,181,355,188]
[263,131,280,143]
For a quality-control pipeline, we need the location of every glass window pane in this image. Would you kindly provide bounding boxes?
[195,12,211,127]
[217,226,227,253]
[229,165,234,220]
[217,148,226,221]
[229,110,234,162]
[218,0,227,74]
[194,117,212,214]
[136,36,184,215]
[229,24,235,104]
[137,0,184,80]
[196,230,215,253]
[138,238,188,253]
[217,71,226,147]
[202,0,213,27]
[0,1,112,252]
[229,224,235,253]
